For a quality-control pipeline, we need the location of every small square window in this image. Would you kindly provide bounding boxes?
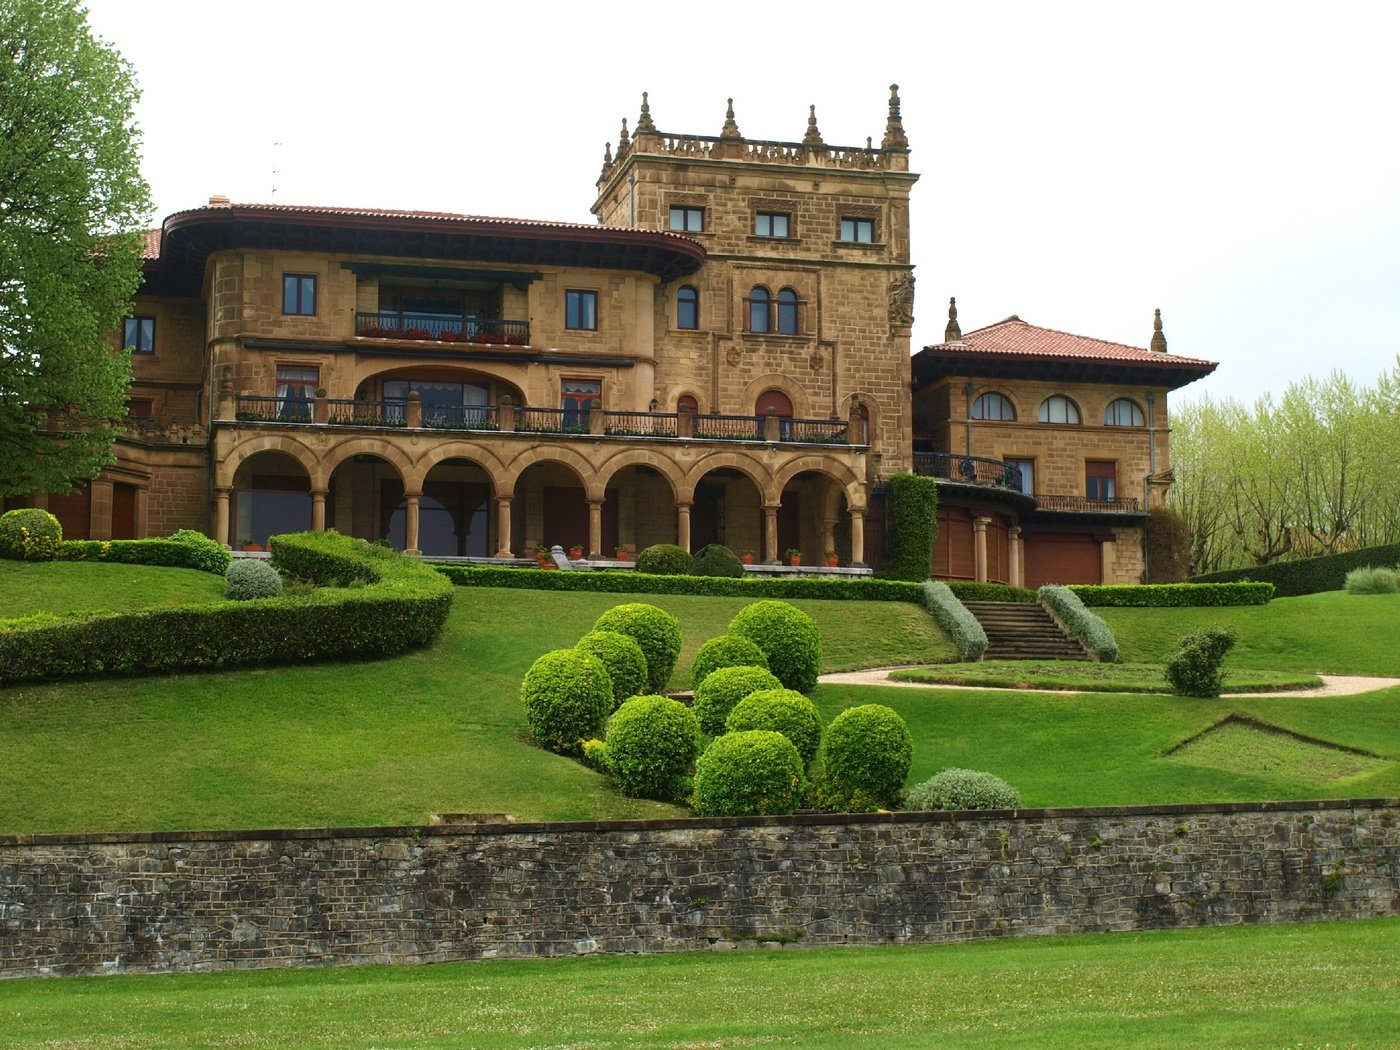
[125,398,153,420]
[283,274,317,315]
[669,206,704,233]
[1086,461,1117,501]
[755,212,790,238]
[124,316,155,354]
[566,289,598,331]
[840,217,874,244]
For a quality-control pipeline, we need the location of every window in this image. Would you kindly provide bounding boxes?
[276,366,318,421]
[125,398,153,420]
[384,379,491,427]
[756,389,794,440]
[669,206,704,232]
[565,289,597,330]
[1105,398,1146,427]
[1005,458,1035,496]
[839,217,874,243]
[972,392,1016,421]
[677,394,699,415]
[1038,395,1082,425]
[755,212,790,238]
[124,316,155,354]
[282,274,317,316]
[1086,461,1117,501]
[748,287,771,333]
[677,285,699,330]
[561,379,601,430]
[777,288,799,334]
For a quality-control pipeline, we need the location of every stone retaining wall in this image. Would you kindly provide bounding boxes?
[2,799,1397,978]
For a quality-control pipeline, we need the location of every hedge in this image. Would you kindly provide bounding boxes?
[880,472,939,581]
[1190,542,1400,598]
[0,531,452,685]
[1067,582,1274,607]
[58,537,232,575]
[1038,585,1118,662]
[918,581,987,661]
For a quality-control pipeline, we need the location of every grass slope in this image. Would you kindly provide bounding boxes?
[0,561,227,617]
[890,659,1320,693]
[3,919,1398,1048]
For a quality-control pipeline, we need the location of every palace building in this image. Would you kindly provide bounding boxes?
[12,88,1214,583]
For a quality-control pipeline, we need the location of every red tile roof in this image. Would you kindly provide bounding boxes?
[930,315,1215,368]
[141,228,162,259]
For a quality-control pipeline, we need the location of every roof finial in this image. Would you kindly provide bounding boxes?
[944,296,962,342]
[881,83,908,151]
[720,97,741,139]
[636,91,656,134]
[1150,308,1168,353]
[617,116,630,152]
[597,141,614,184]
[802,104,824,147]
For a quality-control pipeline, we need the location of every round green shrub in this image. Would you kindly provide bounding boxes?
[1165,625,1237,698]
[820,704,913,809]
[691,664,782,737]
[1344,565,1400,595]
[0,508,62,561]
[688,543,745,578]
[520,648,613,755]
[728,600,822,693]
[225,558,284,600]
[690,634,769,690]
[906,769,1021,811]
[592,603,683,694]
[169,528,233,574]
[725,688,823,766]
[604,694,701,800]
[575,630,649,709]
[634,543,694,576]
[693,730,805,817]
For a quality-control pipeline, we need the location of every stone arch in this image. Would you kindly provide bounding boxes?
[971,385,1022,421]
[739,372,812,419]
[499,445,600,500]
[416,441,511,495]
[318,437,416,490]
[596,448,683,499]
[216,434,320,488]
[841,391,883,445]
[346,360,528,403]
[770,455,866,509]
[679,450,771,504]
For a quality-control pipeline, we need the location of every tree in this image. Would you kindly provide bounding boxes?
[0,0,150,497]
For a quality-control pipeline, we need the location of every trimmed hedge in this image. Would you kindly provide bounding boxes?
[575,630,649,708]
[692,730,805,817]
[592,603,683,694]
[603,694,700,801]
[1165,625,1237,698]
[1190,542,1400,597]
[819,704,913,810]
[690,634,769,690]
[688,543,745,578]
[0,530,452,685]
[0,508,62,561]
[692,665,782,737]
[634,543,694,576]
[1068,582,1274,607]
[880,472,939,581]
[225,559,283,600]
[1038,585,1119,662]
[728,600,822,693]
[520,648,613,755]
[724,688,823,766]
[906,769,1021,811]
[919,581,987,661]
[59,538,236,575]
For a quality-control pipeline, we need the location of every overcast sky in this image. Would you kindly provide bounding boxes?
[83,0,1400,406]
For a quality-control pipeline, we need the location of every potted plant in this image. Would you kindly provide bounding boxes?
[614,545,630,561]
[786,547,802,567]
[568,544,584,560]
[533,545,550,567]
[824,549,840,567]
[738,548,755,565]
[240,538,263,553]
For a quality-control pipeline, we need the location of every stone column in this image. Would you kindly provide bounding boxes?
[676,500,692,553]
[406,391,422,429]
[311,489,327,532]
[820,517,836,561]
[973,516,990,583]
[495,496,514,558]
[403,492,422,555]
[213,487,231,547]
[588,498,604,558]
[1008,526,1024,588]
[849,507,866,567]
[763,503,780,563]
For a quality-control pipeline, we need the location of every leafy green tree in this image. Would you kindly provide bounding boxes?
[0,0,151,496]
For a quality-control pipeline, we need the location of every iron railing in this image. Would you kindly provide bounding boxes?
[914,452,1023,491]
[235,395,314,423]
[1034,494,1141,514]
[693,414,764,440]
[605,411,679,438]
[354,312,530,346]
[783,418,849,444]
[325,399,407,427]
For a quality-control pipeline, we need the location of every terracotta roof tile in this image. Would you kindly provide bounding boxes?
[141,228,162,259]
[928,315,1215,369]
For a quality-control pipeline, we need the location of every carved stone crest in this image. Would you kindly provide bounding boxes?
[726,346,742,367]
[888,272,915,327]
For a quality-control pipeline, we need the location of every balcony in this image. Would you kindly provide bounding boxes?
[354,311,530,346]
[1033,494,1141,514]
[914,452,1023,491]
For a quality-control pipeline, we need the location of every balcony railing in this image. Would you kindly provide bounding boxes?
[693,414,763,440]
[1034,494,1141,514]
[325,399,407,427]
[914,452,1023,491]
[235,395,315,423]
[605,411,679,438]
[354,311,530,346]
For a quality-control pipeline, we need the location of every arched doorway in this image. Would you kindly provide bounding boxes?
[689,465,765,559]
[755,389,794,441]
[231,451,312,546]
[327,454,404,547]
[391,457,494,556]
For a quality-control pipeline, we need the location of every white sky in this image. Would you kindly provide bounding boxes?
[84,0,1400,406]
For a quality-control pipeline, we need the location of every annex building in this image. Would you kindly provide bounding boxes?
[13,88,1215,585]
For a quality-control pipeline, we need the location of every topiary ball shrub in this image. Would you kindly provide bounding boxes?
[592,603,683,694]
[820,704,913,810]
[604,694,701,801]
[634,543,694,576]
[691,634,769,691]
[1165,625,1237,698]
[225,558,284,600]
[906,769,1021,811]
[725,688,823,767]
[575,629,649,709]
[169,528,233,574]
[688,543,745,578]
[520,648,613,755]
[0,508,62,561]
[692,664,782,737]
[1344,565,1400,595]
[692,730,805,817]
[728,600,821,693]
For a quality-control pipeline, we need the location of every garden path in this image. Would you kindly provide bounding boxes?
[818,669,1400,698]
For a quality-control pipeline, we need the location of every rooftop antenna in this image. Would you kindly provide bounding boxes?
[271,141,283,200]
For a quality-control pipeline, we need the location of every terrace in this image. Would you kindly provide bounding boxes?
[912,452,1141,513]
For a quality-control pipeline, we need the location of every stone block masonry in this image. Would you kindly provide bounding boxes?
[2,799,1396,978]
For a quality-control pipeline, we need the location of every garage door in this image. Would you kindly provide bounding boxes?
[1023,533,1101,588]
[933,510,975,580]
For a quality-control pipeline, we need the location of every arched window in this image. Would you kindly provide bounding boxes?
[1038,395,1082,425]
[971,392,1016,421]
[677,285,699,330]
[777,288,799,334]
[677,394,699,415]
[756,389,794,417]
[1104,398,1146,427]
[748,286,770,333]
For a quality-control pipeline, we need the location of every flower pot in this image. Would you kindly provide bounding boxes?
[568,546,584,560]
[740,553,755,565]
[825,557,839,568]
[614,549,630,561]
[241,542,263,553]
[788,555,801,567]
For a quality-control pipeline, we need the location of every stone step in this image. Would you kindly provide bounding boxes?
[963,600,1088,661]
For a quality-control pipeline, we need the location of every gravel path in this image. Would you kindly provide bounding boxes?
[818,667,1400,698]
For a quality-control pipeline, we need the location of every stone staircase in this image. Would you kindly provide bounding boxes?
[963,601,1089,661]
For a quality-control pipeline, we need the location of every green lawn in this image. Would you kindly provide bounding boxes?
[3,918,1398,1048]
[889,659,1321,693]
[0,560,228,617]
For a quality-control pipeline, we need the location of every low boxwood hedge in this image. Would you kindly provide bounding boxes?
[1039,584,1119,662]
[1190,542,1400,597]
[1068,582,1274,607]
[0,530,452,685]
[58,536,232,575]
[919,581,987,661]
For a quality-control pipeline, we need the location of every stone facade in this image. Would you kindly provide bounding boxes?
[2,800,1395,978]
